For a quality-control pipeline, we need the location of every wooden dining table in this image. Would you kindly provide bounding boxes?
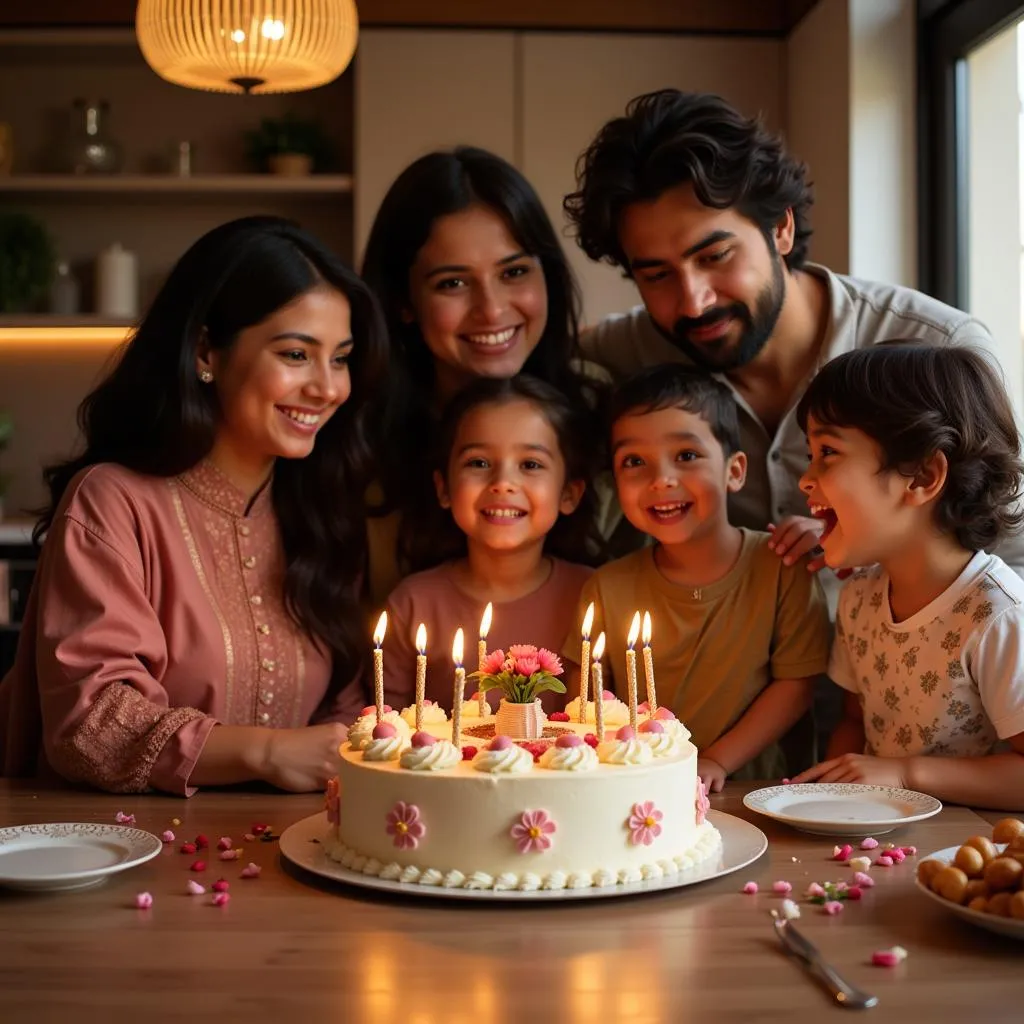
[0,778,1019,1024]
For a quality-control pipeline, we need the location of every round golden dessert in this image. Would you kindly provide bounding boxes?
[992,817,1024,845]
[967,896,989,913]
[964,878,989,902]
[986,891,1013,917]
[963,835,998,863]
[954,844,985,878]
[931,865,969,904]
[1006,833,1024,854]
[917,858,943,887]
[983,856,1023,892]
[1010,891,1024,920]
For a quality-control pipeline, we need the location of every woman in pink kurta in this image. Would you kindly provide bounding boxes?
[0,217,387,794]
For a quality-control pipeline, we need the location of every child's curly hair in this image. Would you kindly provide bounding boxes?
[797,342,1024,552]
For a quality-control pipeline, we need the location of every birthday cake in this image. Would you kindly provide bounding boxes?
[323,638,721,892]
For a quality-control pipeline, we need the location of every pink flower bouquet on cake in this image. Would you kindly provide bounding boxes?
[470,644,566,704]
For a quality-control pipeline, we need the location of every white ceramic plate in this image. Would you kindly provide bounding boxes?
[915,844,1024,940]
[742,783,942,836]
[0,822,162,892]
[279,809,767,902]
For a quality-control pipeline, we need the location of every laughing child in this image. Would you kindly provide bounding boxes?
[793,343,1024,809]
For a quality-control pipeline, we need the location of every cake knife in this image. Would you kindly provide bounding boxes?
[770,911,879,1010]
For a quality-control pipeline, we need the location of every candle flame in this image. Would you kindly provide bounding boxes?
[373,611,387,646]
[581,601,595,640]
[479,602,493,640]
[592,631,606,662]
[641,610,652,647]
[627,611,641,648]
[415,623,427,654]
[452,627,464,666]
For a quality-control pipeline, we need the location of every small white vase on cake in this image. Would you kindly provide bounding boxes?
[494,698,546,740]
[470,644,565,740]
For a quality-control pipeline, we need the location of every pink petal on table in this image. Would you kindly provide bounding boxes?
[134,892,153,909]
[742,881,759,894]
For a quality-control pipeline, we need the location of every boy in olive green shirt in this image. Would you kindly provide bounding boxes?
[565,366,829,789]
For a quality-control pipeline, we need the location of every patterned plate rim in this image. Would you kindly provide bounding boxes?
[0,822,163,881]
[742,783,943,824]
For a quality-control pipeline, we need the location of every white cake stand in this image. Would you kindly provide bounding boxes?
[279,809,767,902]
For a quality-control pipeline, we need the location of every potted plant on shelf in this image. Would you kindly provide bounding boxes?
[0,212,55,313]
[0,411,12,522]
[243,112,333,177]
[471,645,565,739]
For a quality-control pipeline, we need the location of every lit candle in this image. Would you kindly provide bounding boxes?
[451,628,465,745]
[372,611,387,723]
[641,611,657,715]
[592,632,607,740]
[578,602,594,724]
[626,611,641,732]
[414,623,427,732]
[478,602,492,716]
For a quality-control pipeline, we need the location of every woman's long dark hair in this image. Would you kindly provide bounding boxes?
[360,147,604,572]
[39,215,388,696]
[406,375,606,572]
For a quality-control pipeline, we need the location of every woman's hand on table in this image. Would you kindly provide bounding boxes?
[258,723,350,792]
[791,752,908,788]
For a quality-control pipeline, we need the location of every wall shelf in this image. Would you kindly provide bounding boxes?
[0,174,354,196]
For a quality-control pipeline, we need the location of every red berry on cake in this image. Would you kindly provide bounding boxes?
[411,730,437,748]
[461,745,478,761]
[583,733,599,748]
[549,712,570,722]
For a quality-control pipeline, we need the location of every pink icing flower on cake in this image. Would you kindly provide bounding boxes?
[325,778,340,827]
[510,810,556,854]
[628,801,663,846]
[385,801,426,850]
[695,777,711,826]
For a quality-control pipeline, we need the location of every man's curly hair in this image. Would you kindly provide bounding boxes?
[564,89,814,272]
[797,342,1024,553]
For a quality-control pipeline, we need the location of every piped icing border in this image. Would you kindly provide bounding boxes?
[325,821,721,892]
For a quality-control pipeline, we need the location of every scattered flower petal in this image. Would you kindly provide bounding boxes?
[782,778,792,785]
[846,886,863,901]
[806,882,826,898]
[243,833,256,842]
[134,891,153,909]
[240,863,262,879]
[116,811,136,825]
[832,844,853,862]
[171,818,182,826]
[186,880,206,895]
[772,880,793,894]
[853,871,875,888]
[219,849,241,861]
[780,899,801,920]
[882,842,896,851]
[211,892,230,907]
[251,823,269,836]
[180,842,197,855]
[875,855,894,867]
[871,946,908,967]
[823,900,844,915]
[190,860,206,872]
[848,856,872,873]
[195,834,209,849]
[212,879,230,893]
[217,836,233,851]
[890,848,907,864]
[742,881,759,894]
[160,830,175,843]
[859,837,879,850]
[900,846,917,857]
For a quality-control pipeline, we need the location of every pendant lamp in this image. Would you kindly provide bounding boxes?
[136,1,358,95]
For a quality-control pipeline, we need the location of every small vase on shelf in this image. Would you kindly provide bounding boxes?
[69,99,122,175]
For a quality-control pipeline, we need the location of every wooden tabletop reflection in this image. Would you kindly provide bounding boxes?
[0,779,1020,1024]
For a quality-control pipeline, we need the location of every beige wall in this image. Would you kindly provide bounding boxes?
[785,0,850,274]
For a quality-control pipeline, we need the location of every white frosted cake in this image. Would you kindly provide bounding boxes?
[324,698,721,892]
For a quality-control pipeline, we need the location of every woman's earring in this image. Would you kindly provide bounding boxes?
[199,369,213,383]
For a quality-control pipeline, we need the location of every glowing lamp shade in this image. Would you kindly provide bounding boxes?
[135,0,359,95]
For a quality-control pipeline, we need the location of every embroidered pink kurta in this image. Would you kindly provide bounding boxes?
[0,461,364,795]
